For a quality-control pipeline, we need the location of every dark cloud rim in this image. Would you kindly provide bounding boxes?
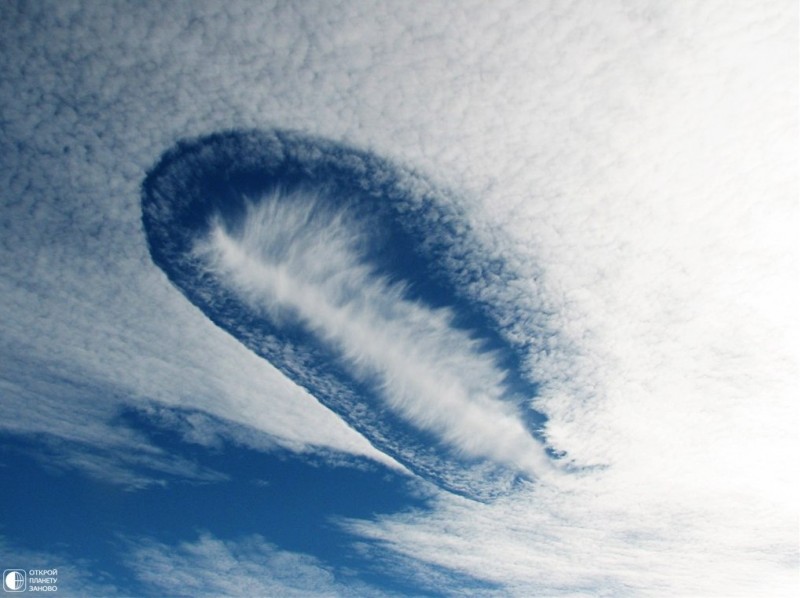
[141,128,547,501]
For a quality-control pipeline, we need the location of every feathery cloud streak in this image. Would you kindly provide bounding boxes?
[201,191,550,474]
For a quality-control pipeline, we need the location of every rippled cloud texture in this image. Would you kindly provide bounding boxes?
[1,1,797,596]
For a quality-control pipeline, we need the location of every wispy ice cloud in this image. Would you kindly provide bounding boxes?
[344,477,799,597]
[126,532,386,597]
[0,362,225,490]
[0,348,393,490]
[195,190,552,480]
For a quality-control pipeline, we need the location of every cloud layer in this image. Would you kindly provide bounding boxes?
[1,0,796,595]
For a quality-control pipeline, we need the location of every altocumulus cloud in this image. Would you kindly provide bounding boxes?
[0,0,797,596]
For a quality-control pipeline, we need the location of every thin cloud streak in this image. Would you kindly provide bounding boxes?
[126,532,388,598]
[196,190,552,479]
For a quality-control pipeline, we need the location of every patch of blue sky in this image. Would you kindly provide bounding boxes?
[0,403,488,596]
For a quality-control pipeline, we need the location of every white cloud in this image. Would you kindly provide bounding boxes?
[0,342,397,489]
[344,478,800,596]
[0,362,227,489]
[194,190,552,479]
[0,0,796,595]
[126,532,386,597]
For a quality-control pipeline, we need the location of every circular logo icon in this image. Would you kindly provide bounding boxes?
[3,570,25,592]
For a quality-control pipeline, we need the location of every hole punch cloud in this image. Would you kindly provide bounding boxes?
[142,129,553,500]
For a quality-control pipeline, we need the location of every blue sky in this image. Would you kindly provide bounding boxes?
[0,1,797,596]
[0,410,446,596]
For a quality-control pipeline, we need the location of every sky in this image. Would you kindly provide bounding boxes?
[0,1,797,596]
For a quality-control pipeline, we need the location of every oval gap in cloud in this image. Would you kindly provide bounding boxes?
[141,129,554,501]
